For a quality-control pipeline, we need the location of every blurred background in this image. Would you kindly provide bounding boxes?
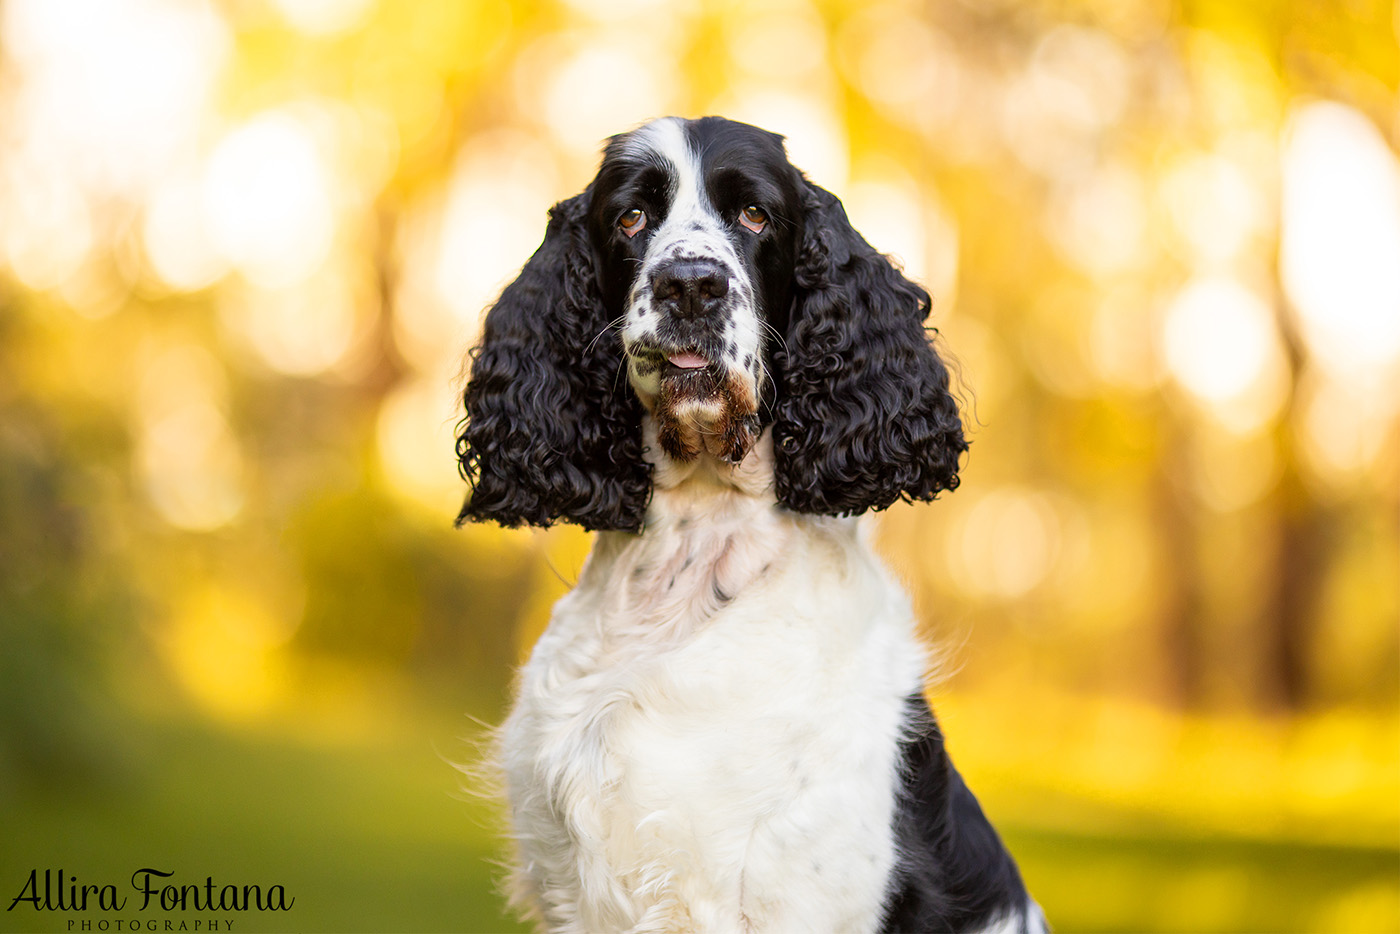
[0,0,1397,931]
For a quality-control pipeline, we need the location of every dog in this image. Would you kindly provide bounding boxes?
[455,116,1045,934]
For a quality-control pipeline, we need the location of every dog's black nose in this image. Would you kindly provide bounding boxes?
[650,260,730,318]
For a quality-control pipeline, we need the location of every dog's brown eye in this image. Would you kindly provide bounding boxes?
[618,209,646,237]
[740,205,768,233]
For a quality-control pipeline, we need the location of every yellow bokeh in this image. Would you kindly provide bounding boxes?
[2,0,1397,930]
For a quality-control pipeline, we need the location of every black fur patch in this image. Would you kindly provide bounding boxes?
[881,694,1034,934]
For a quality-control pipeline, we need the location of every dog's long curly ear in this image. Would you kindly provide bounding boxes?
[455,192,649,532]
[773,182,967,515]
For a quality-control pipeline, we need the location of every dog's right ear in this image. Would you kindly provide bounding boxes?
[455,192,650,532]
[773,182,966,516]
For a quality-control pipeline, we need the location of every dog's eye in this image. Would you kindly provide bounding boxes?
[618,209,647,237]
[740,205,768,233]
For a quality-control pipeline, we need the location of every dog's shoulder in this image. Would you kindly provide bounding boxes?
[881,693,1046,934]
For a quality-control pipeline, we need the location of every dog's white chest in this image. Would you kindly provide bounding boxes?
[502,496,926,933]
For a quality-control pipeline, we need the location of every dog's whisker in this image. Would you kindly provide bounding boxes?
[757,316,789,354]
[585,314,628,356]
[611,354,630,394]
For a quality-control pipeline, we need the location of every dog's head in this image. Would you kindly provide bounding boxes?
[456,116,966,531]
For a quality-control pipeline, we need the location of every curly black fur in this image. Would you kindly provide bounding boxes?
[773,182,967,516]
[454,192,651,532]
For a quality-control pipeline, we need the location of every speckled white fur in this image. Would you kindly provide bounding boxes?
[619,117,765,405]
[501,422,928,933]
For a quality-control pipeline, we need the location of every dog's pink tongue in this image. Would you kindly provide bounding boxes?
[668,352,709,369]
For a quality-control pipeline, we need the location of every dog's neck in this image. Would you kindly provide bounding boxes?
[571,418,787,647]
[641,415,777,524]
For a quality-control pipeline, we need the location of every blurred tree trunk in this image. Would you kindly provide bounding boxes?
[1261,471,1332,710]
[1153,418,1206,709]
[366,202,411,397]
[1258,289,1330,712]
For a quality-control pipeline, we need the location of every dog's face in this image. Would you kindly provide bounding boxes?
[588,117,807,463]
[456,116,966,532]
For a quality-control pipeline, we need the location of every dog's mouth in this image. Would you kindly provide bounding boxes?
[667,350,710,371]
[626,345,759,465]
[630,346,723,385]
[661,351,725,394]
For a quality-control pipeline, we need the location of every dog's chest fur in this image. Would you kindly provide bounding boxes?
[501,437,927,933]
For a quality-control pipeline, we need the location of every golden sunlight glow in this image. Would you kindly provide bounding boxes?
[376,374,464,515]
[142,170,231,291]
[1022,287,1099,398]
[535,36,679,162]
[1052,504,1154,627]
[203,110,337,288]
[939,315,1012,419]
[161,583,289,719]
[135,341,245,530]
[1188,424,1280,512]
[1047,161,1150,277]
[844,165,935,285]
[218,264,369,377]
[1295,371,1399,484]
[271,0,376,37]
[1162,274,1288,433]
[0,0,225,306]
[719,89,848,189]
[1161,151,1267,266]
[1186,31,1281,134]
[418,129,563,359]
[726,5,828,84]
[3,5,1398,930]
[0,159,94,291]
[1002,25,1131,177]
[392,205,454,374]
[558,0,693,21]
[0,0,228,194]
[947,488,1062,600]
[1280,101,1400,383]
[837,7,962,134]
[57,256,129,320]
[1089,284,1163,391]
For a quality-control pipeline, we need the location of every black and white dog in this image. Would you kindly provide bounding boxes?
[456,116,1045,934]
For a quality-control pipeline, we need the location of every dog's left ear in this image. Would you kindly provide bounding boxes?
[773,181,967,515]
[455,191,650,532]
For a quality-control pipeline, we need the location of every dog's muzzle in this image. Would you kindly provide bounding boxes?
[624,259,761,465]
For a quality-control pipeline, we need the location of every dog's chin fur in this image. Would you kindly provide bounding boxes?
[646,368,761,465]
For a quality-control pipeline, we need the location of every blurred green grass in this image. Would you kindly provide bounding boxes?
[1011,826,1399,932]
[2,712,1396,933]
[1,713,529,934]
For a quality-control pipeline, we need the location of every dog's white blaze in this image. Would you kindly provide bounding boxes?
[620,117,765,397]
[501,425,927,933]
